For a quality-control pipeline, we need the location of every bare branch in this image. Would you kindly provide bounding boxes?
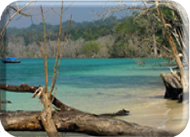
[39,42,45,63]
[171,29,182,49]
[50,1,64,94]
[16,1,19,10]
[0,1,34,40]
[7,5,32,17]
[38,10,59,135]
[155,0,185,88]
[63,2,73,12]
[161,45,172,53]
[51,7,61,17]
[40,5,48,92]
[58,15,72,69]
[0,83,77,111]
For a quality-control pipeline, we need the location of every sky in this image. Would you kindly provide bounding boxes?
[3,1,136,28]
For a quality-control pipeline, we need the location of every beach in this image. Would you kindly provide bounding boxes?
[8,91,188,136]
[1,58,188,136]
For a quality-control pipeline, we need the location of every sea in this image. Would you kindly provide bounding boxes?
[0,58,188,136]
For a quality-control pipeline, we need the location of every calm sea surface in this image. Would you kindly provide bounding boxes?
[1,58,170,113]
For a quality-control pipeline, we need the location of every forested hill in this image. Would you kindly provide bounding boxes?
[5,14,170,58]
[7,16,120,45]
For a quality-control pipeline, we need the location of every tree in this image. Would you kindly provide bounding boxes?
[0,2,36,107]
[113,16,150,57]
[0,1,183,136]
[101,0,188,98]
[82,41,100,57]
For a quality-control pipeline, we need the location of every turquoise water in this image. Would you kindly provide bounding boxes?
[1,58,170,112]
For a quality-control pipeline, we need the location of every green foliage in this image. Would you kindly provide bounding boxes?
[7,16,119,44]
[160,6,175,20]
[70,25,113,41]
[5,7,180,59]
[115,17,143,34]
[119,44,126,47]
[82,41,100,56]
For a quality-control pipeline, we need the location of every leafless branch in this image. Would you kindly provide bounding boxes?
[51,7,61,16]
[39,5,60,137]
[39,42,45,62]
[56,15,72,79]
[8,5,32,17]
[40,5,48,93]
[0,1,34,40]
[50,1,64,94]
[63,2,73,12]
[16,1,19,10]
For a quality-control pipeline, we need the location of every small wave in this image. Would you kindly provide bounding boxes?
[157,117,170,129]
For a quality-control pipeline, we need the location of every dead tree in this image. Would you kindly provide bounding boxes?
[0,1,184,136]
[0,0,35,39]
[0,1,35,111]
[160,71,183,102]
[0,83,173,136]
[0,111,173,137]
[100,0,188,101]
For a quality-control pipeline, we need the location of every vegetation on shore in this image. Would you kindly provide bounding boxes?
[5,12,172,59]
[0,1,188,137]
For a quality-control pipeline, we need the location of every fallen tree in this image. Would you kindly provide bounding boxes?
[0,1,180,136]
[0,83,173,136]
[160,70,183,102]
[0,101,11,104]
[0,111,173,136]
[0,83,130,116]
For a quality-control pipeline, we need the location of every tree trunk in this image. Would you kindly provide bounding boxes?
[0,83,174,136]
[0,111,173,137]
[156,0,185,89]
[160,72,183,102]
[0,90,1,111]
[0,83,77,111]
[152,34,158,57]
[40,91,60,137]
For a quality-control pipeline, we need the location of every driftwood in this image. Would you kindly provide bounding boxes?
[0,83,77,112]
[99,109,129,117]
[160,71,183,102]
[0,83,129,116]
[0,111,173,136]
[1,101,12,104]
[0,83,173,136]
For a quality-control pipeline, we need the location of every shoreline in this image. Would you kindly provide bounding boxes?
[164,100,188,135]
[118,90,188,136]
[7,90,188,136]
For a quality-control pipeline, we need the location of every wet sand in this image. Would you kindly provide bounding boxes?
[8,90,188,136]
[118,90,188,136]
[164,100,188,135]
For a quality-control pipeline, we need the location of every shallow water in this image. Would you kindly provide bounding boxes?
[0,58,188,136]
